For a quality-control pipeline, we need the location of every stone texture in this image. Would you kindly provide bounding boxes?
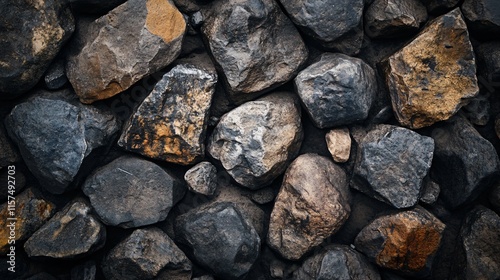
[267,154,351,260]
[66,0,186,104]
[201,0,308,103]
[420,180,440,205]
[0,0,74,98]
[103,228,192,280]
[208,92,303,190]
[44,58,68,90]
[325,128,351,163]
[184,161,218,196]
[295,53,377,128]
[462,0,500,36]
[476,41,500,82]
[5,90,119,194]
[355,207,445,277]
[382,8,479,129]
[0,123,20,168]
[176,202,260,279]
[421,0,460,14]
[462,92,490,126]
[69,0,126,14]
[71,261,97,280]
[82,156,185,228]
[352,125,434,209]
[24,200,106,259]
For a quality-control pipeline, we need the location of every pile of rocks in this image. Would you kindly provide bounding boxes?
[1,0,500,279]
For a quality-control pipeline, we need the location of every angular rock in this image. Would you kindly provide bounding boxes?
[462,0,500,36]
[82,156,185,228]
[5,90,119,194]
[352,125,434,208]
[295,53,377,128]
[44,58,68,90]
[325,128,351,163]
[355,207,445,277]
[24,200,106,259]
[66,0,186,104]
[176,202,260,279]
[0,0,74,98]
[382,8,479,129]
[69,0,126,14]
[118,57,217,165]
[268,154,351,260]
[184,161,218,196]
[420,180,440,205]
[103,228,192,280]
[201,0,308,103]
[208,92,303,190]
[421,0,460,14]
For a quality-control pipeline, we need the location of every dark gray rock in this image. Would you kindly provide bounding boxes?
[5,90,119,194]
[0,0,74,98]
[251,187,275,205]
[69,0,126,14]
[175,202,261,279]
[0,122,20,168]
[462,92,491,126]
[352,125,434,208]
[295,53,377,129]
[490,183,500,213]
[420,0,460,14]
[27,272,58,280]
[185,162,218,196]
[462,0,500,36]
[44,58,68,90]
[71,260,97,280]
[420,179,440,205]
[201,0,308,103]
[82,156,185,228]
[103,227,192,280]
[475,41,500,83]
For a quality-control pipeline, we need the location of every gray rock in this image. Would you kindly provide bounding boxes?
[103,228,192,280]
[82,156,185,228]
[462,0,500,36]
[69,0,126,14]
[352,125,434,208]
[175,202,261,279]
[295,53,377,129]
[267,154,351,260]
[184,161,218,196]
[421,0,460,14]
[208,92,303,190]
[44,58,68,90]
[201,0,308,103]
[5,90,119,194]
[476,41,500,82]
[24,200,106,259]
[0,0,74,98]
[71,260,97,280]
[420,179,440,205]
[462,92,490,125]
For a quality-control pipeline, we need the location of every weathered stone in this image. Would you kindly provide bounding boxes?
[82,156,185,228]
[44,58,68,90]
[355,207,445,277]
[295,53,377,128]
[71,260,97,280]
[0,0,74,98]
[462,0,500,36]
[420,180,440,205]
[118,57,217,165]
[103,228,192,280]
[184,162,217,196]
[208,92,303,190]
[421,0,460,14]
[365,0,427,39]
[268,154,351,260]
[201,0,308,103]
[352,125,434,209]
[5,90,119,194]
[24,200,106,259]
[325,128,351,163]
[66,0,186,104]
[68,0,126,14]
[382,8,479,129]
[175,202,260,279]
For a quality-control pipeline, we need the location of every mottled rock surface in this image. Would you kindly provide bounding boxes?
[184,162,217,196]
[420,180,440,205]
[462,0,500,35]
[325,128,351,163]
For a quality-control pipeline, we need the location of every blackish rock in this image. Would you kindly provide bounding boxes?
[462,92,491,126]
[0,122,20,168]
[184,161,218,196]
[69,0,126,14]
[420,180,440,205]
[251,187,275,205]
[27,273,58,280]
[71,260,97,280]
[475,41,500,83]
[44,58,68,90]
[421,0,460,14]
[490,183,500,213]
[462,0,500,36]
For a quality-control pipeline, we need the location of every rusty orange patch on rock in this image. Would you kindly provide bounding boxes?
[145,0,185,43]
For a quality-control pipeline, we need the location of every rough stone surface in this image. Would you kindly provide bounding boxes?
[44,58,68,90]
[295,53,377,128]
[382,8,479,129]
[103,227,192,280]
[201,0,308,103]
[0,0,74,98]
[267,154,351,260]
[462,0,500,36]
[66,0,186,103]
[325,128,351,163]
[353,125,434,209]
[421,0,460,14]
[71,261,97,280]
[24,200,106,259]
[476,41,500,82]
[83,156,185,228]
[184,161,218,196]
[69,0,126,14]
[420,180,440,205]
[208,92,303,190]
[355,207,445,277]
[5,90,119,194]
[176,202,261,279]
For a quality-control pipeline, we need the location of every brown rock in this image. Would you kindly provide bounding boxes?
[325,128,351,163]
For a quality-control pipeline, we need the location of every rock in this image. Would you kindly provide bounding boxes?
[0,0,74,98]
[365,0,427,39]
[325,128,351,163]
[201,0,308,103]
[71,260,97,280]
[431,115,500,209]
[44,58,68,90]
[476,41,500,82]
[352,125,434,209]
[267,154,351,260]
[295,53,377,129]
[118,56,217,165]
[490,183,500,212]
[420,180,440,205]
[208,92,303,190]
[0,123,20,168]
[69,0,126,14]
[0,188,56,254]
[420,0,460,14]
[293,245,381,280]
[173,0,200,13]
[24,200,106,259]
[175,202,260,279]
[251,187,275,205]
[462,0,500,36]
[278,0,364,55]
[66,0,186,104]
[354,207,445,277]
[462,92,490,126]
[192,276,214,280]
[382,8,479,129]
[103,227,192,280]
[82,156,185,228]
[184,162,218,196]
[5,90,119,194]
